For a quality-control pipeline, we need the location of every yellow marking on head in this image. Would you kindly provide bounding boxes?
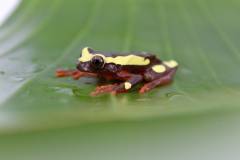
[163,60,178,68]
[78,47,93,62]
[152,65,166,73]
[105,55,150,65]
[79,47,150,66]
[124,82,132,90]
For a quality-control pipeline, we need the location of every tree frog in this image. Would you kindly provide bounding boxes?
[56,47,178,96]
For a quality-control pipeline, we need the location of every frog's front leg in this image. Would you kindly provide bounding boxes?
[112,71,143,94]
[91,71,143,96]
[55,69,97,80]
[90,83,119,96]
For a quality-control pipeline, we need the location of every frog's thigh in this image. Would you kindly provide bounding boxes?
[140,68,177,94]
[144,64,167,81]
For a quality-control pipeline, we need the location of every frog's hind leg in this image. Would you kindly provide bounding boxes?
[139,69,177,94]
[91,71,143,96]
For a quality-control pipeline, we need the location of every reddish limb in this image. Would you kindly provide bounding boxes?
[91,83,119,96]
[91,71,143,96]
[111,72,142,94]
[139,70,176,94]
[55,69,96,80]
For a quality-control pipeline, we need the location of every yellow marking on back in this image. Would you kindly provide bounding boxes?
[105,55,150,65]
[152,65,166,73]
[163,60,178,68]
[124,82,132,90]
[78,47,150,66]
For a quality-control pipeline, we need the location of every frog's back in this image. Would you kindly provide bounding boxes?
[117,53,162,74]
[118,53,178,77]
[92,49,178,74]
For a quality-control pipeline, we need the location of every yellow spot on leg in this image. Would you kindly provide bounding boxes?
[124,82,132,90]
[164,60,178,68]
[152,65,166,73]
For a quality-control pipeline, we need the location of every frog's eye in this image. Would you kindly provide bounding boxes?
[91,55,105,69]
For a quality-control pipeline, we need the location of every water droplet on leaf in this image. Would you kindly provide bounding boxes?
[10,76,25,82]
[165,92,183,99]
[52,86,73,96]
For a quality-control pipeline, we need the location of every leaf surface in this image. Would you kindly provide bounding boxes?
[0,0,240,133]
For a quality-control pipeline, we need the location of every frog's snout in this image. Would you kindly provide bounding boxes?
[76,62,91,72]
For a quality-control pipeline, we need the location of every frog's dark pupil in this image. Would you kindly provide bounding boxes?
[93,59,100,65]
[91,56,104,69]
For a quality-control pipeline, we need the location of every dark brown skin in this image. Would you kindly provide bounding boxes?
[56,48,178,96]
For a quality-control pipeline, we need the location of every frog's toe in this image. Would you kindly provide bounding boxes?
[139,85,151,94]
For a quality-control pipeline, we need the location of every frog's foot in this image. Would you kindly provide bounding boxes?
[91,83,122,96]
[139,70,176,94]
[110,83,129,95]
[56,69,96,80]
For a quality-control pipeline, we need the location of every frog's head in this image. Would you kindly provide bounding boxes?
[77,47,106,73]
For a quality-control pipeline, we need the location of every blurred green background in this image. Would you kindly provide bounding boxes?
[0,0,240,159]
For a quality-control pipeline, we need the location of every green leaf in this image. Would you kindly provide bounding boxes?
[0,0,240,133]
